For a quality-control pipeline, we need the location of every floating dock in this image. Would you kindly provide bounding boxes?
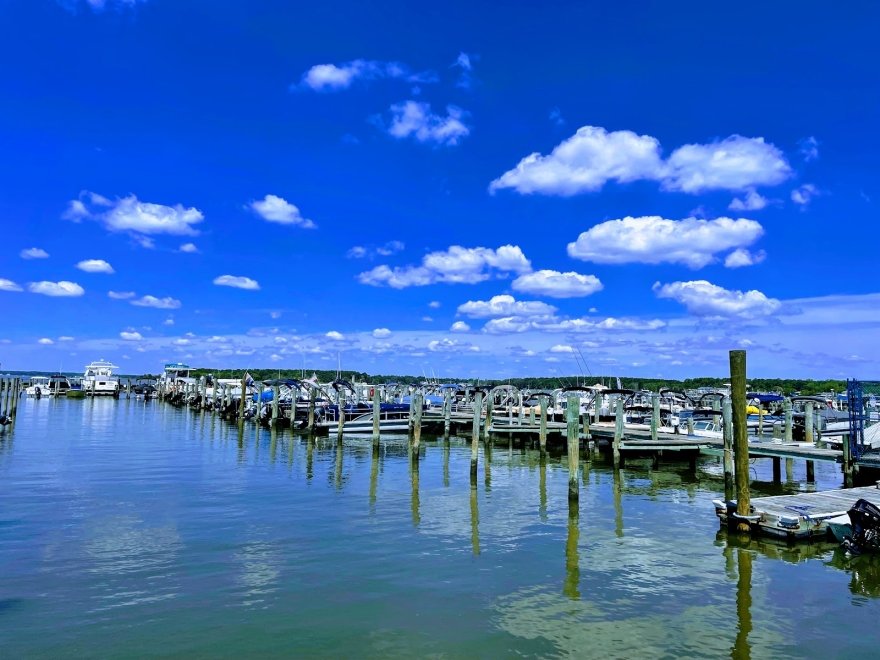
[713,483,880,540]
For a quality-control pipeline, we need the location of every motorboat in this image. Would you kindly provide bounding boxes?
[25,376,51,397]
[82,360,120,397]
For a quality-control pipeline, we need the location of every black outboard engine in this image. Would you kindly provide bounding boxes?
[843,498,880,555]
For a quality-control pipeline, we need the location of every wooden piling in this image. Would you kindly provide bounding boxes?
[613,398,624,468]
[239,374,247,421]
[687,416,695,435]
[783,398,793,441]
[772,421,782,441]
[336,392,345,443]
[650,392,660,442]
[772,457,781,483]
[271,385,279,426]
[484,394,493,440]
[806,460,815,482]
[11,378,20,420]
[307,387,316,431]
[566,394,579,502]
[412,392,423,458]
[730,350,751,534]
[471,391,482,478]
[372,386,381,446]
[722,397,734,503]
[804,401,814,445]
[539,397,548,454]
[443,389,451,438]
[757,406,764,439]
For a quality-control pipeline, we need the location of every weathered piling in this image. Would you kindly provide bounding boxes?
[372,386,381,446]
[11,378,20,420]
[471,391,482,478]
[757,406,764,439]
[687,416,695,435]
[772,421,782,441]
[539,397,548,453]
[613,398,624,468]
[336,392,345,443]
[443,389,451,438]
[804,401,814,445]
[271,385,279,426]
[412,392,423,458]
[730,350,751,534]
[566,394,579,502]
[484,393,493,440]
[722,397,734,502]
[650,392,660,441]
[783,398,793,441]
[307,387,316,431]
[238,375,247,421]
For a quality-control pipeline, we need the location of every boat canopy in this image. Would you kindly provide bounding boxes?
[747,393,784,403]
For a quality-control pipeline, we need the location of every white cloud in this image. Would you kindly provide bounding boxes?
[799,136,819,162]
[298,59,427,92]
[550,344,574,353]
[37,337,54,345]
[653,280,781,319]
[0,279,23,292]
[791,183,819,207]
[76,259,114,274]
[428,338,480,353]
[386,101,470,146]
[450,321,471,333]
[130,295,181,309]
[422,316,433,322]
[457,294,557,319]
[57,336,74,342]
[511,270,603,298]
[728,189,768,211]
[359,244,530,288]
[213,275,260,290]
[179,242,198,253]
[108,290,136,300]
[724,248,767,269]
[549,107,565,126]
[66,192,203,245]
[372,328,391,338]
[482,315,665,334]
[347,246,367,259]
[347,241,404,259]
[28,281,85,297]
[120,330,143,341]
[249,194,315,228]
[20,247,49,259]
[428,300,441,309]
[75,0,146,11]
[163,317,174,326]
[662,136,791,193]
[489,126,791,196]
[326,331,345,341]
[567,216,763,269]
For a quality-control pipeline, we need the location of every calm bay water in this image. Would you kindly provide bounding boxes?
[2,396,879,658]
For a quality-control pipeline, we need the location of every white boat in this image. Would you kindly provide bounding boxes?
[25,376,51,397]
[82,360,120,397]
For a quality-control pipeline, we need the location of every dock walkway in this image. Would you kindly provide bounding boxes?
[713,483,880,540]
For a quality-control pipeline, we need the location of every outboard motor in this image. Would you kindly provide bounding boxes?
[843,498,880,555]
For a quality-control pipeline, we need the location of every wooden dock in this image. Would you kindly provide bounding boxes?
[712,483,880,540]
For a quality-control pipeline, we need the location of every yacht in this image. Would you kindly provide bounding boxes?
[82,360,120,397]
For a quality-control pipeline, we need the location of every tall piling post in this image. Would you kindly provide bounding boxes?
[412,392,423,459]
[722,397,734,503]
[11,378,20,422]
[650,392,660,442]
[471,391,482,479]
[238,374,247,422]
[804,401,814,445]
[566,394,579,502]
[783,398,793,441]
[539,397,548,454]
[613,398,624,468]
[372,386,381,446]
[484,392,493,441]
[730,350,751,534]
[307,387,316,433]
[271,385,279,427]
[443,389,451,438]
[336,392,345,443]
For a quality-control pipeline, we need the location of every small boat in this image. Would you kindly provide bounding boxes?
[25,376,51,397]
[842,499,880,555]
[47,374,72,396]
[827,514,852,543]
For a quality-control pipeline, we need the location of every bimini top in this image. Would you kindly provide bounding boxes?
[84,359,119,372]
[164,362,192,371]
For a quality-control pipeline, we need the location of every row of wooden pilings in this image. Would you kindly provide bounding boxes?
[0,377,22,427]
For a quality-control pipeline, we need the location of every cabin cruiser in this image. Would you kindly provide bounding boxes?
[82,360,120,397]
[25,376,51,397]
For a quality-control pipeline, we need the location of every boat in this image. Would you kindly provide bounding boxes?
[47,374,72,396]
[82,360,120,397]
[25,376,51,397]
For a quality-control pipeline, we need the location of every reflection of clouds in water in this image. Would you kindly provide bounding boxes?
[495,585,784,658]
[234,536,282,609]
[84,515,181,611]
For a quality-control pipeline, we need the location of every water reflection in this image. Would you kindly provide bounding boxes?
[539,457,547,523]
[470,477,480,556]
[563,501,580,600]
[732,547,752,660]
[612,468,624,539]
[369,446,379,509]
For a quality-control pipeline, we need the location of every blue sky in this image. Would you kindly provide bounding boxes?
[1,0,878,379]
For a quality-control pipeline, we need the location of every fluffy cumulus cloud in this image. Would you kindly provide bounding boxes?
[728,189,769,211]
[457,294,557,319]
[386,101,470,146]
[567,216,764,269]
[450,321,471,332]
[28,281,84,297]
[249,195,315,228]
[325,331,345,341]
[724,248,767,269]
[120,330,143,341]
[653,280,781,319]
[371,328,391,338]
[489,126,791,196]
[791,183,819,207]
[37,337,54,345]
[130,295,181,309]
[511,269,603,298]
[550,344,574,353]
[213,275,260,290]
[20,247,49,259]
[482,315,665,334]
[65,192,203,240]
[0,278,23,292]
[298,59,432,92]
[359,244,530,288]
[76,259,114,274]
[179,242,198,253]
[347,240,404,259]
[427,338,480,353]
